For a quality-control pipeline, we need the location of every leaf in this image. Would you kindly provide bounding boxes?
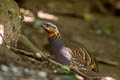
[61,66,71,71]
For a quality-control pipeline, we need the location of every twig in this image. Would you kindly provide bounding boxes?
[96,57,119,66]
[47,58,93,80]
[9,46,93,80]
[1,34,96,80]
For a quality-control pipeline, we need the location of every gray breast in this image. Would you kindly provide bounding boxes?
[48,37,71,65]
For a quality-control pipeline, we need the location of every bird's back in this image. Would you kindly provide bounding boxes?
[65,41,98,72]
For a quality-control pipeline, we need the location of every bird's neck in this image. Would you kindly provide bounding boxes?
[48,37,65,49]
[48,29,61,38]
[48,37,70,65]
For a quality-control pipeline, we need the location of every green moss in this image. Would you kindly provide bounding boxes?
[8,8,15,18]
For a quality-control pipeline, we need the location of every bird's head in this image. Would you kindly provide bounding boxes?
[40,22,61,38]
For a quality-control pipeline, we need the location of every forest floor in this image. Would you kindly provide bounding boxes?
[14,0,120,79]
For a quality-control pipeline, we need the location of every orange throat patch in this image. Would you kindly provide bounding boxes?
[48,31,61,38]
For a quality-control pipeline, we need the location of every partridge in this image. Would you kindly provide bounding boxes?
[40,22,98,72]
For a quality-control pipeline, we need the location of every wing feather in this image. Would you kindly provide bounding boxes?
[65,41,98,72]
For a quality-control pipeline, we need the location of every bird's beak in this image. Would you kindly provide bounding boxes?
[40,24,48,30]
[40,23,50,32]
[40,23,46,28]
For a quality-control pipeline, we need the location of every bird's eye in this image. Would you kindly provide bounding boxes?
[46,24,49,27]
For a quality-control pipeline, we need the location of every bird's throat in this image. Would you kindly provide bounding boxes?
[48,31,61,38]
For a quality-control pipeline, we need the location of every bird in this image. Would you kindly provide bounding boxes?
[40,22,98,72]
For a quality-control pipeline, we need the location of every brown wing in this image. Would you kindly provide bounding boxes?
[65,41,98,72]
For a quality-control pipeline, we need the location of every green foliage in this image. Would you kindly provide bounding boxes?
[61,66,71,72]
[8,8,15,13]
[96,24,114,36]
[8,8,15,18]
[83,13,94,21]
